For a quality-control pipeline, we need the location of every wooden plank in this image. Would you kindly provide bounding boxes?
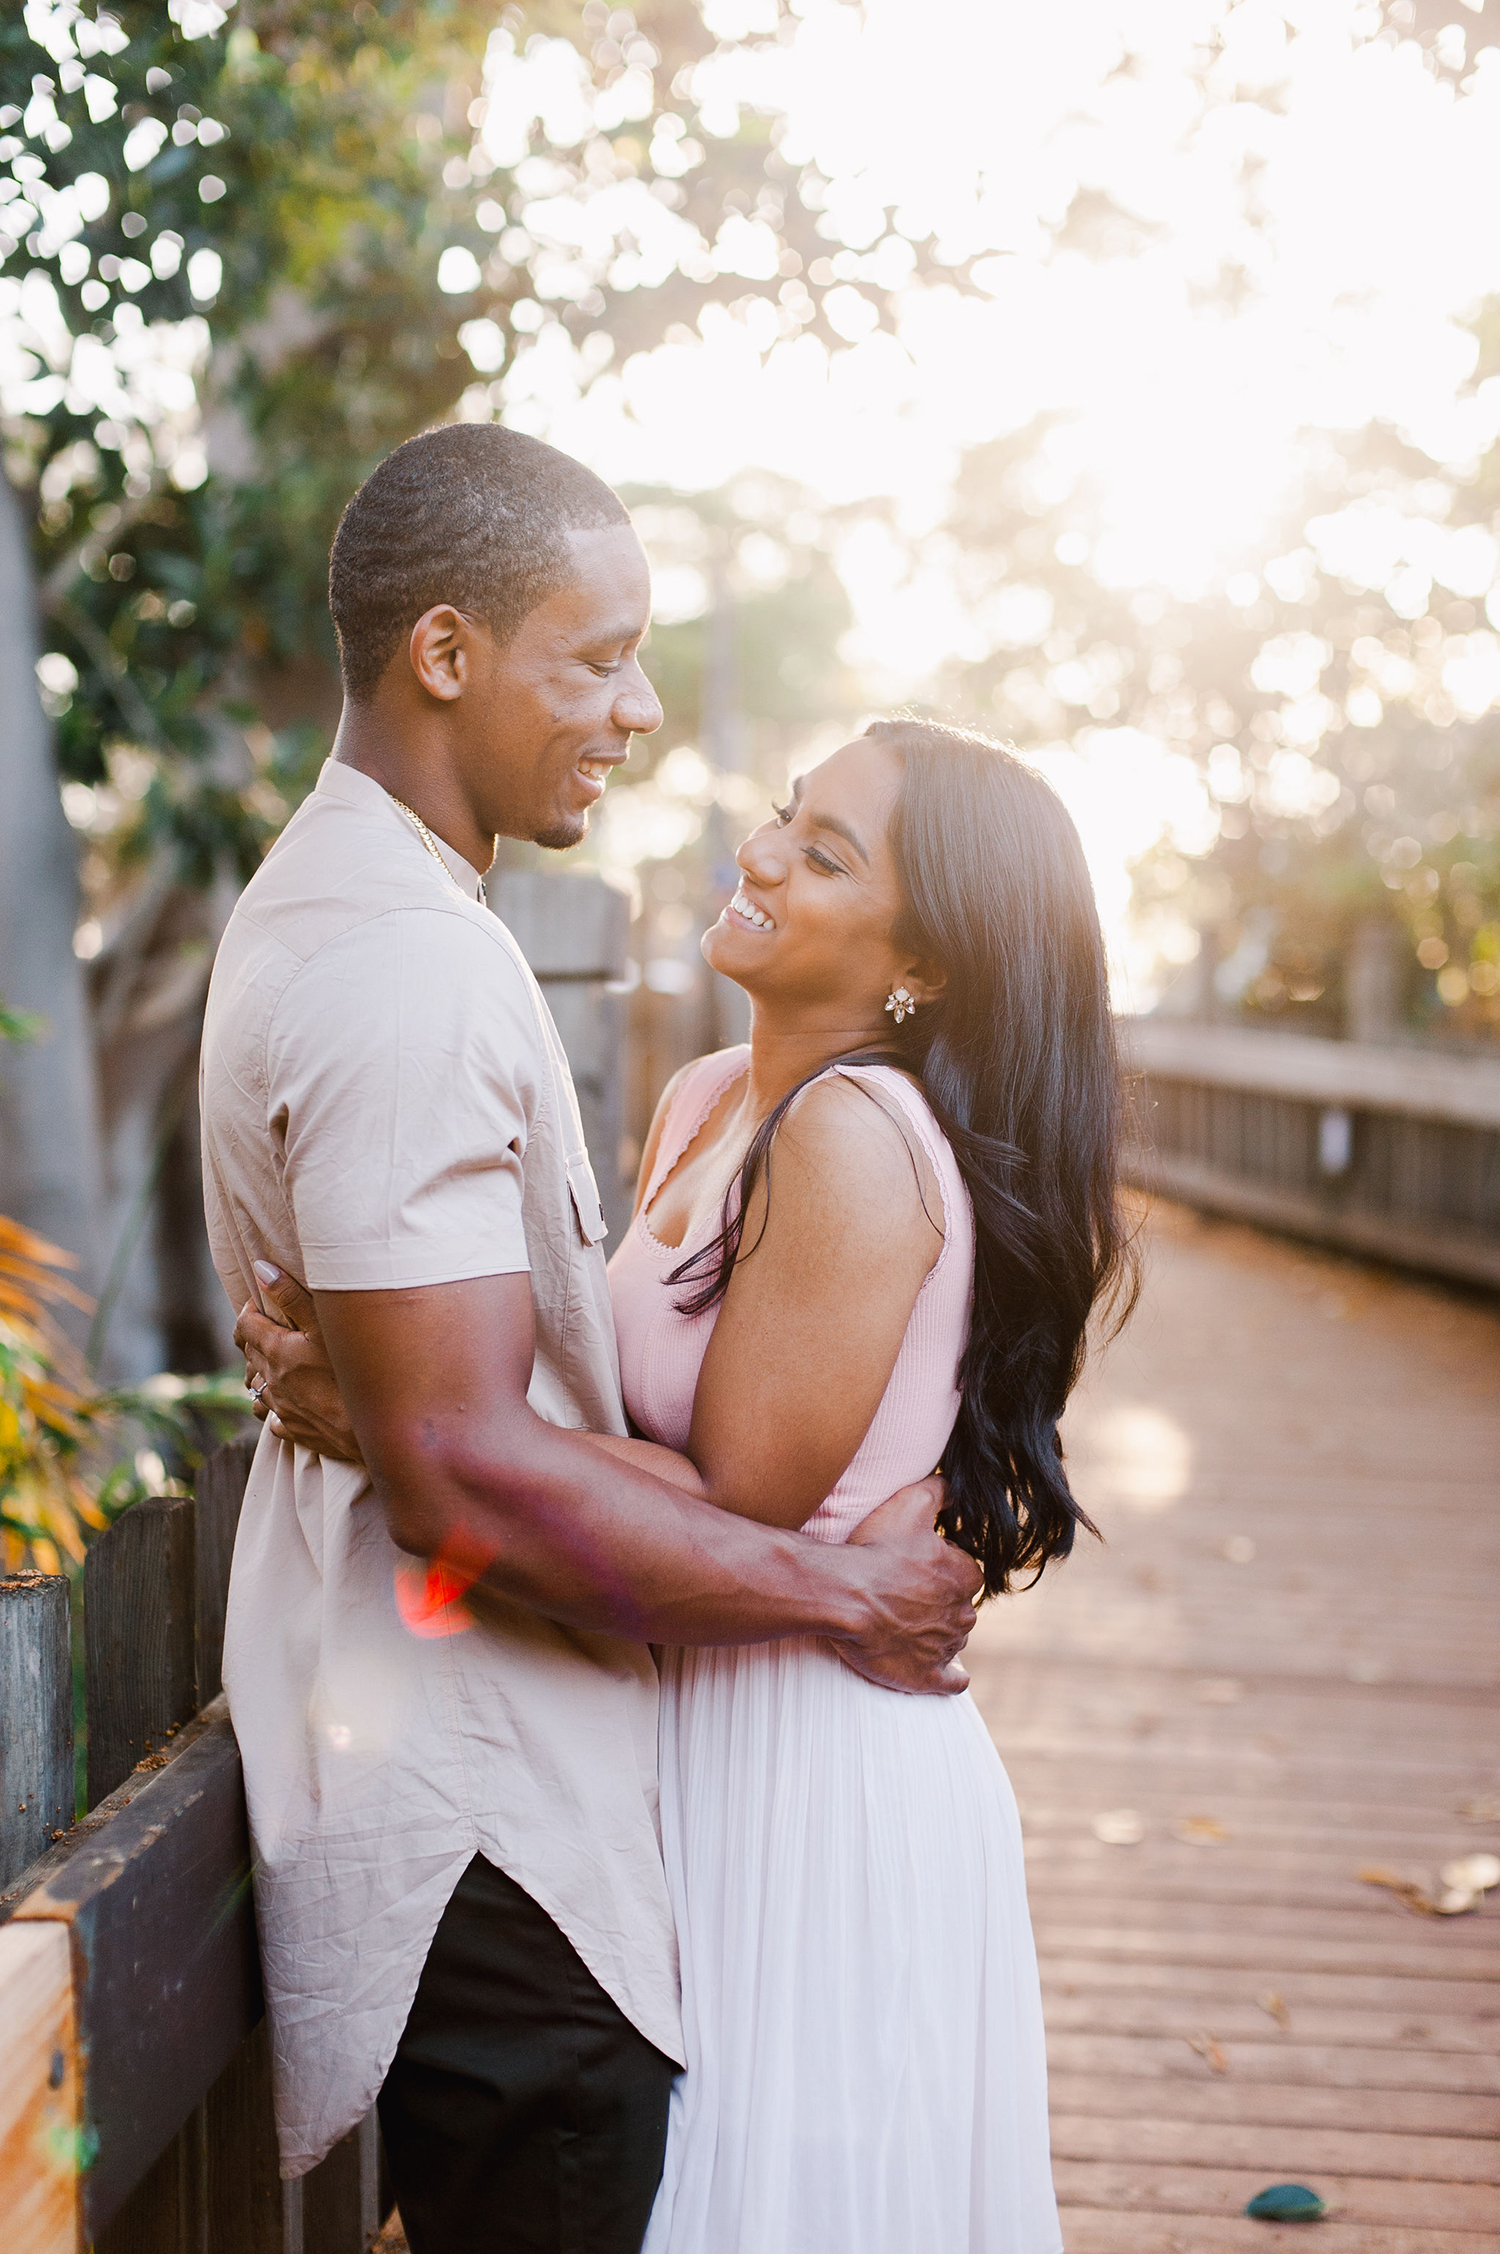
[0,1921,80,2254]
[1056,2212,1496,2254]
[196,1433,258,1706]
[1034,1921,1498,1981]
[1049,2112,1498,2182]
[1050,2159,1500,2233]
[492,867,629,980]
[85,1495,197,1807]
[0,1572,73,1889]
[14,1701,260,2238]
[1045,2031,1500,2096]
[1037,1987,1493,2051]
[1045,2068,1499,2138]
[1119,1018,1500,1130]
[201,2020,288,2254]
[494,871,632,1238]
[1123,1145,1500,1288]
[967,1203,1500,2236]
[96,2111,204,2254]
[301,2109,381,2253]
[1039,1954,1495,2017]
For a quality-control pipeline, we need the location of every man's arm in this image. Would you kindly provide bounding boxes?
[278,1269,978,1691]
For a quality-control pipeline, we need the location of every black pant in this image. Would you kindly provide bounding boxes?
[379,1855,678,2254]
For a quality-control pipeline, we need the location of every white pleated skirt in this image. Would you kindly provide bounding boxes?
[643,1637,1063,2254]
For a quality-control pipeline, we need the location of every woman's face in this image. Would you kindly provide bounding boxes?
[702,737,923,1025]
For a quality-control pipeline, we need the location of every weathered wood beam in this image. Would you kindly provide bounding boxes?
[14,1700,261,2238]
[195,1432,258,1707]
[1125,1144,1500,1290]
[4,1441,391,2246]
[1121,1015,1500,1128]
[85,1495,198,1807]
[0,1572,73,1890]
[0,1919,82,2254]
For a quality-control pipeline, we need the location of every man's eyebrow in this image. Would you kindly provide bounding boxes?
[790,775,869,866]
[591,623,647,645]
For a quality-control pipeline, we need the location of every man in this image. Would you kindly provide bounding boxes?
[202,423,978,2254]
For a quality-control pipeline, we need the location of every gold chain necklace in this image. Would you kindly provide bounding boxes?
[390,795,487,906]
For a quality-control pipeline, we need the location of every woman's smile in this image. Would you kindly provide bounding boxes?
[723,885,776,932]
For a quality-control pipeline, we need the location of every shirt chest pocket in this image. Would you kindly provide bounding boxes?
[567,1152,608,1246]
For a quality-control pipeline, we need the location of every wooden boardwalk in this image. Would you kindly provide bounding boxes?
[969,1199,1500,2251]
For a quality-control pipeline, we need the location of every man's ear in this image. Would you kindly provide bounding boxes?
[408,605,480,702]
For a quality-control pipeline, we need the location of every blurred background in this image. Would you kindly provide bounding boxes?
[1,0,1498,1510]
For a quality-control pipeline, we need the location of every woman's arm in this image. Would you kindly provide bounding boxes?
[583,1431,705,1498]
[686,1076,943,1530]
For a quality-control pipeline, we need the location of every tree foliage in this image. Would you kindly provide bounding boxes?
[927,299,1500,1041]
[2,0,929,888]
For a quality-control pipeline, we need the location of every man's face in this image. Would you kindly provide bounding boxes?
[458,524,662,851]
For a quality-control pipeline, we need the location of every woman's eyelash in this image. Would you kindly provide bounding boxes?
[771,801,839,872]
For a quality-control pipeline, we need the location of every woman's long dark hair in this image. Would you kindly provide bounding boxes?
[669,718,1139,1597]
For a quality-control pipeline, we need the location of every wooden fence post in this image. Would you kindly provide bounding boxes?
[11,1442,391,2252]
[196,1431,258,1706]
[0,1572,72,1892]
[84,1495,197,1807]
[492,868,631,1237]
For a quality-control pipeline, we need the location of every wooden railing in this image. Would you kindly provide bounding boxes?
[1122,1018,1500,1289]
[0,1436,390,2254]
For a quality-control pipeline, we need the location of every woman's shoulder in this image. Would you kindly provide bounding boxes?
[776,1066,939,1214]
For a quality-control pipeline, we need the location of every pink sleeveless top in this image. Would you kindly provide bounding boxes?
[607,1046,975,1545]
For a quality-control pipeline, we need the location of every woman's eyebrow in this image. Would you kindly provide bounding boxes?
[814,812,869,864]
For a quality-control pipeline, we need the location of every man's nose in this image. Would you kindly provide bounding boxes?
[614,661,663,737]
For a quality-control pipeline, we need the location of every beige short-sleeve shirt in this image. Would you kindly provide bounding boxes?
[200,760,681,2178]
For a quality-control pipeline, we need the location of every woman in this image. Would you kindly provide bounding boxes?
[247,718,1134,2250]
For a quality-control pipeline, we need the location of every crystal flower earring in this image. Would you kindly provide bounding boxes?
[885,985,916,1025]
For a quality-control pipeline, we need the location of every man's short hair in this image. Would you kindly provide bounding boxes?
[328,423,631,702]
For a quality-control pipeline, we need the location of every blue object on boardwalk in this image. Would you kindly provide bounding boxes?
[1246,2184,1328,2222]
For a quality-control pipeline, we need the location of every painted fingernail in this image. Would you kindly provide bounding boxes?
[253,1261,281,1284]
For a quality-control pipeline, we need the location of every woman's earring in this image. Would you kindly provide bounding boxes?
[885,985,917,1026]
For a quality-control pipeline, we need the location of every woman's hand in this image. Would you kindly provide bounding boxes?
[235,1263,365,1466]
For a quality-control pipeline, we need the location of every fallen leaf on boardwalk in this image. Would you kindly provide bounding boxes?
[1195,1676,1244,1704]
[1358,1866,1438,1916]
[1435,1886,1479,1915]
[1257,1990,1291,2028]
[1187,2031,1229,2073]
[1245,2182,1327,2222]
[1442,1852,1500,1895]
[1457,1794,1499,1822]
[1173,1814,1231,1845]
[1093,1808,1146,1845]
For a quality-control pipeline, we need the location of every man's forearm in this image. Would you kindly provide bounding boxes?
[377,1414,869,1648]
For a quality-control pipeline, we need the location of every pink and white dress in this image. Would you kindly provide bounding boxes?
[609,1047,1061,2254]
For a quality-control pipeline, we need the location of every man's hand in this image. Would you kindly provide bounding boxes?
[235,1263,365,1465]
[836,1478,980,1695]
